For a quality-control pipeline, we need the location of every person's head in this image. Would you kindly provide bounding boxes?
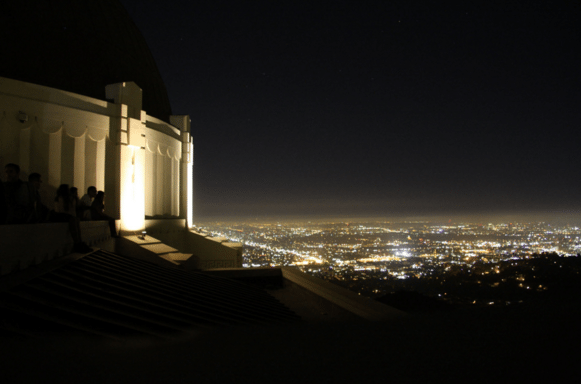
[4,163,20,182]
[87,186,97,198]
[70,187,78,198]
[95,191,105,203]
[56,184,70,198]
[28,173,42,190]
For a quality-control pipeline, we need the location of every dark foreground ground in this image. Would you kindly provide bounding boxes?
[2,296,579,384]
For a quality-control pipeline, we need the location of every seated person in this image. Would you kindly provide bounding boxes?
[70,186,81,219]
[28,172,49,223]
[79,186,96,220]
[3,163,31,224]
[50,184,92,253]
[91,191,118,237]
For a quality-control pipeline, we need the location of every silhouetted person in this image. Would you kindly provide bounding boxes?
[3,163,31,224]
[0,180,6,224]
[91,191,118,237]
[28,172,49,223]
[70,186,79,201]
[70,186,81,219]
[79,186,97,220]
[51,184,92,253]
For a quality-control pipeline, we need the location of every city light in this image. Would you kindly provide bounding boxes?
[198,220,581,301]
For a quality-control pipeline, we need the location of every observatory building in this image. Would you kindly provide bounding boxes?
[0,0,402,339]
[0,0,243,271]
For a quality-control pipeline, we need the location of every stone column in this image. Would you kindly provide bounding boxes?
[104,82,146,233]
[170,115,193,228]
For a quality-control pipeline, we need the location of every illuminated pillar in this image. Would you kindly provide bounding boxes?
[95,138,106,191]
[170,115,193,228]
[118,112,146,232]
[155,152,164,215]
[187,140,193,227]
[119,143,145,232]
[144,147,155,216]
[172,157,179,217]
[105,82,145,233]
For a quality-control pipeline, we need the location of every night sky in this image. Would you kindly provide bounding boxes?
[120,0,580,222]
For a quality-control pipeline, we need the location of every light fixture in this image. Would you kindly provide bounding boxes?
[18,111,28,123]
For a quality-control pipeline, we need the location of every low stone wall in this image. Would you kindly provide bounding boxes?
[0,221,112,275]
[143,218,186,235]
[150,229,243,270]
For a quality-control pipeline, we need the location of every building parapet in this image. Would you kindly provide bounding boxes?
[0,221,112,275]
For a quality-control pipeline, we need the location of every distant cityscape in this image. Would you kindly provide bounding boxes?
[195,220,581,308]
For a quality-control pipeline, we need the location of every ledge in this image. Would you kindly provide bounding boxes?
[201,266,406,322]
[280,267,406,321]
[0,221,111,275]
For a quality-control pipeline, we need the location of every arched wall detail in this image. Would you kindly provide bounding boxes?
[0,87,109,195]
[1,76,193,231]
[143,126,182,218]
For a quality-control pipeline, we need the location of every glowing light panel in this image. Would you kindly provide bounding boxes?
[120,145,145,232]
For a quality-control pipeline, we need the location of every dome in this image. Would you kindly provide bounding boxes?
[0,0,172,122]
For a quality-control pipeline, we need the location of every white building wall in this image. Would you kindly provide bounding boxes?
[172,156,179,216]
[47,129,62,190]
[144,148,156,217]
[143,120,183,218]
[0,76,193,232]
